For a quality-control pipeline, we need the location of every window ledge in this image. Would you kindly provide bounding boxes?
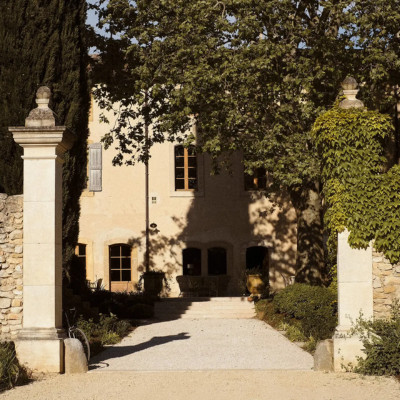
[81,189,94,197]
[169,190,204,198]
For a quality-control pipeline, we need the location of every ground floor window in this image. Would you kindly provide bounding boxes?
[75,243,87,272]
[109,244,131,282]
[182,248,201,275]
[208,247,227,275]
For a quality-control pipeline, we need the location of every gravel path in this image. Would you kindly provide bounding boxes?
[1,318,400,399]
[2,370,400,400]
[90,318,314,371]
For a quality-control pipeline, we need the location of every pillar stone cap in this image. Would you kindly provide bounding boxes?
[9,86,75,154]
[339,77,364,109]
[25,86,57,128]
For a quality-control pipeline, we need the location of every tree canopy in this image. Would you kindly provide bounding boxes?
[0,0,90,285]
[89,0,400,282]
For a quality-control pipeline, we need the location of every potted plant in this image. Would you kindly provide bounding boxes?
[142,270,166,296]
[245,267,268,298]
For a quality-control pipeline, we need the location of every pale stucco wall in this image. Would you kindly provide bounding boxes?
[78,100,298,296]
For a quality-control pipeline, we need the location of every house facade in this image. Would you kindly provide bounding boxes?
[78,100,298,296]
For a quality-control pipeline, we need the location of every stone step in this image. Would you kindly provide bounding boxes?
[154,297,255,319]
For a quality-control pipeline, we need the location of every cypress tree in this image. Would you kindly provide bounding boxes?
[0,1,90,285]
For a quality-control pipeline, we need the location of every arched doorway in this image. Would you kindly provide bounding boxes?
[182,247,201,275]
[246,246,269,275]
[208,247,227,275]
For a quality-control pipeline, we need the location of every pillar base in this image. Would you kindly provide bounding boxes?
[16,328,66,373]
[333,330,365,372]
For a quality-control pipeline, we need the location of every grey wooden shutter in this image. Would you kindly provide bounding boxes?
[89,143,102,191]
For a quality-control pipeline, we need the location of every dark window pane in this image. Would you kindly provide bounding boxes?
[110,270,121,282]
[257,175,267,189]
[244,173,255,190]
[121,257,131,269]
[175,146,184,156]
[175,157,184,167]
[188,168,197,179]
[175,179,185,190]
[110,257,120,269]
[188,179,197,189]
[175,168,185,179]
[110,245,120,257]
[121,270,131,281]
[187,146,196,156]
[121,245,131,257]
[78,244,86,256]
[188,157,197,168]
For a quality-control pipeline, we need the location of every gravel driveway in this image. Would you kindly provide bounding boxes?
[2,318,400,400]
[90,318,313,371]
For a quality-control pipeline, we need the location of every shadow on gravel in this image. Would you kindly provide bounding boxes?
[89,332,190,370]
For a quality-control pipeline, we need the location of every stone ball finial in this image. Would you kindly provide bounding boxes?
[36,86,51,99]
[25,86,56,127]
[341,77,358,91]
[339,76,364,109]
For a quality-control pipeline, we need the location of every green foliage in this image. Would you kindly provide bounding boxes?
[273,283,337,340]
[77,313,132,350]
[89,1,400,279]
[88,289,154,319]
[0,1,90,289]
[279,322,308,343]
[0,342,28,391]
[352,301,400,376]
[312,106,400,263]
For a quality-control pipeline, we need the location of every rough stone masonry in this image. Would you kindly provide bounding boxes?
[0,194,23,340]
[372,250,400,319]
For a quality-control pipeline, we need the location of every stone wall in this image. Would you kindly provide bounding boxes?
[0,194,23,339]
[372,250,400,319]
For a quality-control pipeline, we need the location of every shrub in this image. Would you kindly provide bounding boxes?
[0,342,28,391]
[273,283,337,340]
[77,313,133,355]
[88,290,154,319]
[353,301,400,376]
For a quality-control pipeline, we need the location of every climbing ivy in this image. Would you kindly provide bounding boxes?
[312,106,400,264]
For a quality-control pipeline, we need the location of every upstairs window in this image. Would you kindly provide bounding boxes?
[244,167,267,191]
[109,244,131,282]
[175,145,197,191]
[89,143,102,191]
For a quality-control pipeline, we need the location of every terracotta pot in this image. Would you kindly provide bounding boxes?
[246,274,266,295]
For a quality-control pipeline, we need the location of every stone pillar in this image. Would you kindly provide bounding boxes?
[333,230,373,370]
[9,87,75,373]
[333,78,373,371]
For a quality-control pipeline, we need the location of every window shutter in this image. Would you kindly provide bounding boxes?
[89,143,102,191]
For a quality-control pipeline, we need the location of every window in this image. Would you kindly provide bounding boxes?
[207,247,227,275]
[244,167,267,191]
[109,244,131,282]
[175,145,197,191]
[89,143,102,191]
[182,248,201,276]
[75,243,87,273]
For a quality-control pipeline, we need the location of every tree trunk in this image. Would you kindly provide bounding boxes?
[290,184,326,285]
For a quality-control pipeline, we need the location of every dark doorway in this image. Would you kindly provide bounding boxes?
[182,248,201,275]
[246,246,269,273]
[208,247,227,275]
